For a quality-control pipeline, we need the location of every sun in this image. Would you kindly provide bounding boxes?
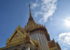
[64,18,70,28]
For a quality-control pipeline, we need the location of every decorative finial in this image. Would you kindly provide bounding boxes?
[29,4,31,16]
[28,4,33,21]
[29,4,31,11]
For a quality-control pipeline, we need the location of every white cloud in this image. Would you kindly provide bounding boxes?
[63,48,68,50]
[59,32,70,45]
[31,3,38,9]
[64,17,70,28]
[31,0,57,24]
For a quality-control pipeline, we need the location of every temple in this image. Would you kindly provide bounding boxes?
[0,5,61,50]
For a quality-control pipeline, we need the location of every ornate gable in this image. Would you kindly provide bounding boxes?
[10,30,24,42]
[6,26,29,47]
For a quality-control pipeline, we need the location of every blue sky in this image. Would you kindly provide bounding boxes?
[0,0,70,50]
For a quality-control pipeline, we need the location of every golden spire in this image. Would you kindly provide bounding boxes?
[28,4,34,21]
